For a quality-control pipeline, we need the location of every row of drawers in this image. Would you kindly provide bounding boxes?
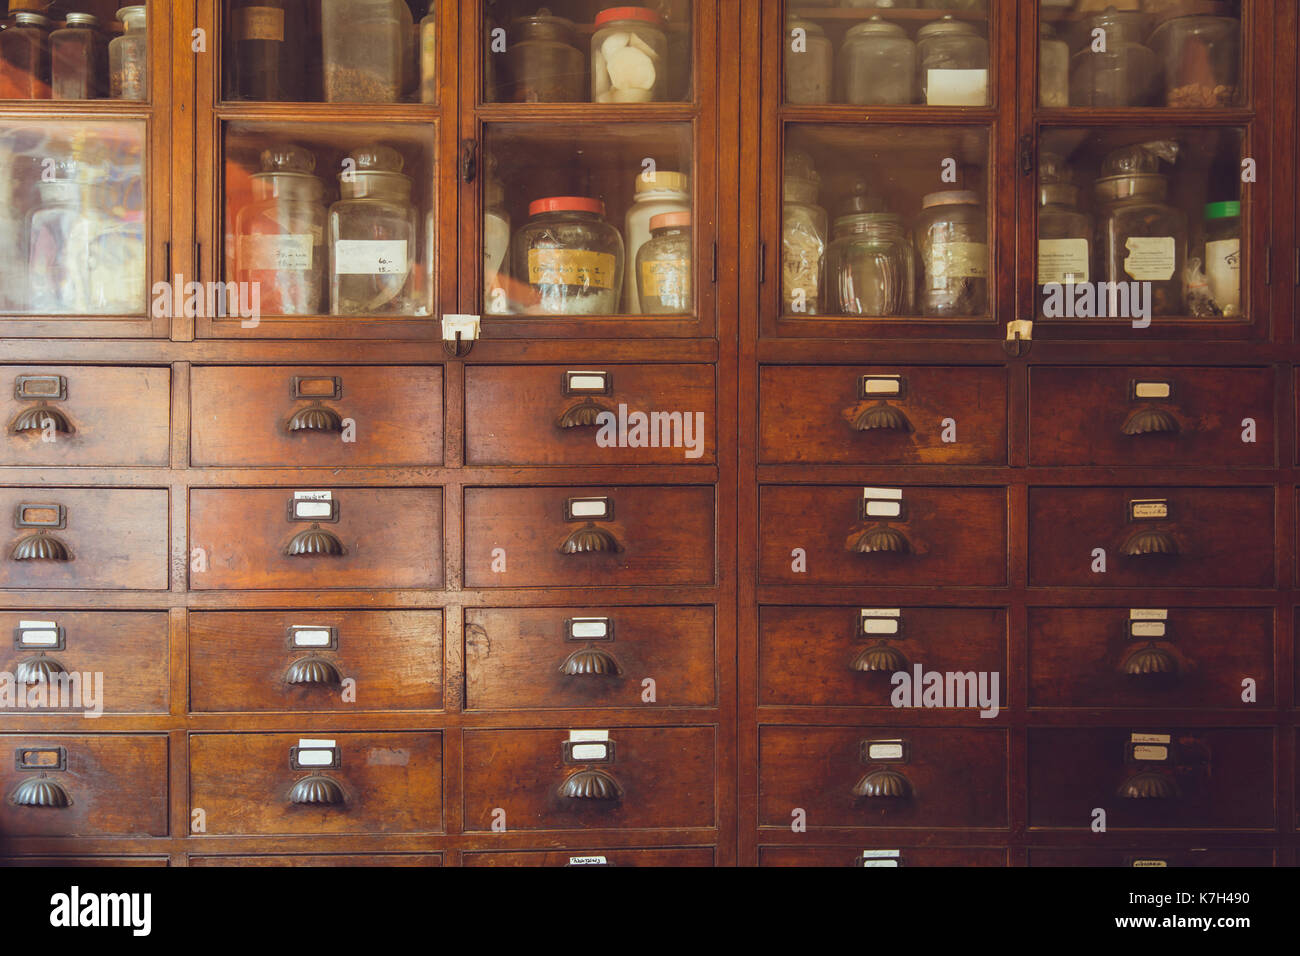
[3,605,1296,713]
[2,727,1289,836]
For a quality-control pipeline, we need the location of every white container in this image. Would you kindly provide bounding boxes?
[591,6,668,103]
[623,170,688,313]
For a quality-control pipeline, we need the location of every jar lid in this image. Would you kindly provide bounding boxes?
[347,145,405,174]
[921,189,979,208]
[1038,152,1072,184]
[529,196,606,217]
[117,5,147,22]
[64,12,100,27]
[786,17,825,36]
[1204,200,1241,220]
[839,180,886,216]
[511,8,577,42]
[917,16,978,39]
[13,11,50,26]
[260,145,316,174]
[594,6,664,28]
[649,211,690,230]
[635,170,689,194]
[833,211,902,234]
[845,16,907,40]
[783,148,820,184]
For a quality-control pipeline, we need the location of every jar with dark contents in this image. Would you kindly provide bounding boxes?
[50,13,107,100]
[915,189,987,316]
[0,11,52,100]
[784,17,832,104]
[512,197,625,315]
[499,8,584,103]
[1147,8,1240,107]
[321,0,404,102]
[636,211,691,314]
[230,0,307,102]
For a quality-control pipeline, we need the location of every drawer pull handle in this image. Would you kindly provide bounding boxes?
[288,775,345,805]
[1118,771,1180,800]
[560,524,621,555]
[285,524,345,558]
[848,526,911,555]
[287,403,344,433]
[1123,645,1179,678]
[9,404,74,436]
[11,531,71,562]
[852,403,913,433]
[559,769,622,801]
[560,646,623,677]
[1121,529,1178,557]
[10,775,71,808]
[14,655,66,685]
[557,399,612,429]
[852,768,911,799]
[1123,407,1180,436]
[851,642,908,673]
[285,656,342,686]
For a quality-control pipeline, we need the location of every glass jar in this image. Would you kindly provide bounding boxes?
[511,197,624,315]
[1039,22,1068,107]
[1065,8,1153,52]
[109,5,147,100]
[915,189,987,316]
[321,0,404,102]
[230,0,306,101]
[840,17,915,105]
[328,145,417,315]
[923,0,986,9]
[623,169,689,313]
[1202,200,1240,316]
[1147,11,1240,107]
[782,149,827,315]
[235,145,327,316]
[50,13,106,100]
[591,6,668,103]
[501,8,584,103]
[419,9,437,103]
[828,212,913,317]
[1037,181,1093,311]
[785,18,832,104]
[839,1,916,8]
[636,211,691,314]
[1069,43,1157,107]
[916,16,988,106]
[0,11,52,100]
[483,158,511,313]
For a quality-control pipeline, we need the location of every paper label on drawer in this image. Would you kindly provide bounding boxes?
[863,620,900,636]
[867,741,904,761]
[1133,745,1169,761]
[1130,500,1169,520]
[569,499,609,519]
[528,249,617,291]
[571,743,609,760]
[296,739,337,766]
[290,628,333,648]
[569,730,609,743]
[238,233,313,271]
[864,501,902,518]
[863,488,903,501]
[567,372,608,392]
[925,68,988,106]
[1130,609,1169,621]
[18,619,57,630]
[334,239,408,276]
[1130,621,1166,639]
[569,856,608,866]
[863,376,902,396]
[1131,733,1171,745]
[295,491,332,501]
[1123,237,1176,282]
[570,618,610,639]
[16,626,59,646]
[862,850,901,867]
[1037,239,1090,285]
[1133,382,1172,400]
[1131,859,1168,868]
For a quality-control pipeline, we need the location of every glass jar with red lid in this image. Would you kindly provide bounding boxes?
[591,6,668,103]
[511,196,625,314]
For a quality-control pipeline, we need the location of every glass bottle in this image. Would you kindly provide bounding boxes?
[419,8,436,103]
[785,17,832,104]
[623,169,689,313]
[1037,164,1093,314]
[636,211,691,314]
[235,145,327,316]
[782,149,827,315]
[482,156,511,313]
[915,189,987,316]
[916,16,988,106]
[500,8,584,103]
[840,16,915,105]
[230,0,306,101]
[591,6,668,103]
[50,12,106,100]
[0,11,52,100]
[1147,11,1241,107]
[1038,22,1068,107]
[1202,200,1240,316]
[109,5,147,100]
[828,212,913,317]
[1068,7,1156,107]
[321,0,403,102]
[328,145,417,315]
[510,196,624,315]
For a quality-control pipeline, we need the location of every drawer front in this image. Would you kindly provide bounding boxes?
[188,732,443,835]
[1028,607,1273,709]
[0,489,169,591]
[189,488,443,590]
[190,854,442,867]
[759,486,1007,587]
[1,366,170,467]
[1030,366,1275,467]
[759,366,1007,465]
[190,365,442,467]
[0,611,169,714]
[465,606,715,711]
[1,856,169,867]
[465,365,715,465]
[0,734,168,837]
[189,610,443,713]
[1027,728,1275,830]
[464,848,714,867]
[462,727,716,831]
[758,726,1008,829]
[759,846,1007,867]
[463,487,715,589]
[1027,487,1274,589]
[1028,848,1275,867]
[759,607,1006,708]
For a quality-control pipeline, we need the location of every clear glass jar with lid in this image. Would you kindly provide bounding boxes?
[51,12,107,100]
[0,10,52,99]
[1147,5,1241,107]
[591,6,668,103]
[1037,155,1092,310]
[623,169,689,313]
[828,210,914,317]
[482,156,511,313]
[840,16,915,105]
[785,18,832,104]
[1202,199,1240,316]
[916,16,988,106]
[1067,7,1156,107]
[321,0,404,102]
[109,5,147,100]
[328,145,418,315]
[636,211,691,315]
[915,189,987,316]
[500,8,585,103]
[511,196,625,315]
[1039,22,1069,107]
[235,145,327,316]
[782,149,828,315]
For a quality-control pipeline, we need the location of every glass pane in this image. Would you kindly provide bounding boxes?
[783,2,990,106]
[782,124,990,320]
[1039,0,1243,108]
[483,1,693,104]
[223,122,436,318]
[1036,127,1245,321]
[484,123,693,317]
[0,2,149,102]
[0,119,148,316]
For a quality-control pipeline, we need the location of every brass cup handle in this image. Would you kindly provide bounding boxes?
[850,402,913,433]
[8,403,74,436]
[1121,529,1178,557]
[288,774,345,806]
[1122,644,1179,678]
[848,526,911,555]
[286,402,345,434]
[559,645,623,676]
[10,775,71,808]
[284,524,345,558]
[1123,407,1180,436]
[1118,770,1180,800]
[11,531,71,562]
[557,398,613,430]
[559,768,622,801]
[852,768,911,799]
[559,523,621,555]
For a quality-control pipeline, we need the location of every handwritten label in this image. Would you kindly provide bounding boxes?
[334,239,407,276]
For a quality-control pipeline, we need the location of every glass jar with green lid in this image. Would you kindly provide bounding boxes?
[328,144,418,315]
[1203,200,1240,316]
[511,196,625,315]
[916,16,988,105]
[636,211,691,314]
[915,189,987,316]
[785,17,832,103]
[782,149,828,315]
[840,17,915,105]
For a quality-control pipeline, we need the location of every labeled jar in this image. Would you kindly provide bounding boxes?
[915,189,987,316]
[230,0,306,101]
[1037,180,1093,312]
[591,6,668,103]
[51,12,106,100]
[501,8,584,103]
[321,0,404,102]
[916,16,988,106]
[623,169,689,313]
[785,17,832,104]
[328,145,417,315]
[1039,22,1068,107]
[828,212,914,317]
[235,145,327,316]
[511,196,624,314]
[482,158,511,313]
[0,10,52,100]
[1202,199,1240,316]
[1147,9,1240,107]
[782,149,827,315]
[840,17,915,105]
[636,211,691,314]
[419,9,437,103]
[109,5,147,100]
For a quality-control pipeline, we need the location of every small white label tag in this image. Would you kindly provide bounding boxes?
[571,743,609,761]
[1130,609,1169,621]
[17,628,59,646]
[569,730,609,743]
[867,741,904,761]
[296,738,337,766]
[569,855,608,866]
[1134,382,1172,400]
[863,376,902,396]
[1130,621,1166,639]
[294,501,334,519]
[1130,500,1169,520]
[864,501,902,518]
[18,619,58,629]
[1133,745,1169,761]
[239,234,313,271]
[570,499,609,519]
[1131,733,1171,744]
[333,239,407,275]
[1132,860,1168,868]
[862,609,901,636]
[570,618,610,639]
[290,627,333,648]
[567,372,609,392]
[925,68,988,106]
[863,487,904,501]
[294,490,332,501]
[862,849,900,867]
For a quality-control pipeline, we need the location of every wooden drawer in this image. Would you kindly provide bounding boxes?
[188,732,443,835]
[190,365,442,467]
[462,726,716,831]
[759,366,1007,465]
[758,486,1007,587]
[188,488,443,590]
[465,606,715,711]
[463,486,714,589]
[1028,848,1275,867]
[1027,728,1275,830]
[0,856,169,867]
[0,366,170,467]
[0,734,168,837]
[759,607,1006,708]
[1030,366,1275,467]
[0,489,169,591]
[1028,607,1274,709]
[465,365,715,465]
[0,611,169,714]
[463,848,714,867]
[190,854,441,867]
[1027,487,1274,589]
[189,610,443,713]
[758,726,1008,830]
[759,846,1007,867]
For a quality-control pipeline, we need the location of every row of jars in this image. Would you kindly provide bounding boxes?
[0,7,147,100]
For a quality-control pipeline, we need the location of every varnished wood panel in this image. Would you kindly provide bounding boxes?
[463,847,714,867]
[759,846,1007,867]
[189,853,442,867]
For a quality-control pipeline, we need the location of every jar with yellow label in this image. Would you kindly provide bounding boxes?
[915,189,987,316]
[636,211,691,314]
[511,196,625,314]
